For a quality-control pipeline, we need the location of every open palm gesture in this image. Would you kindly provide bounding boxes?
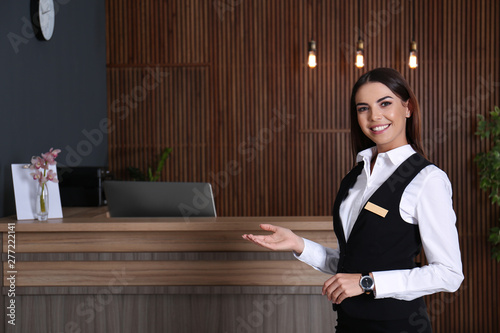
[242,224,305,254]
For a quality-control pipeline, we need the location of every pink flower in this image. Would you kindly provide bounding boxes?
[30,170,47,185]
[50,148,61,158]
[30,156,45,170]
[42,148,61,166]
[28,148,61,185]
[31,170,42,181]
[46,169,59,183]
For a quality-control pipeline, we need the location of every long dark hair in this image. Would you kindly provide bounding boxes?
[350,68,425,158]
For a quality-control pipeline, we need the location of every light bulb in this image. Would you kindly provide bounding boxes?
[308,52,317,68]
[409,51,418,68]
[355,39,364,68]
[409,41,418,69]
[308,40,317,68]
[355,51,364,68]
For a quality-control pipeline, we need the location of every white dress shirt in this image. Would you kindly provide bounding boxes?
[295,145,464,301]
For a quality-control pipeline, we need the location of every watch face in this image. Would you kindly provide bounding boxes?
[39,0,55,40]
[361,276,373,288]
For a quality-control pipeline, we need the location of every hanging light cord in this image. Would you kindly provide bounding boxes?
[411,0,415,41]
[358,0,361,40]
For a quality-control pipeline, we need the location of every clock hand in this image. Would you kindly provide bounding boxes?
[41,2,52,14]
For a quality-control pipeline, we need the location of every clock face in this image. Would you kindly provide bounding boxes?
[39,0,55,40]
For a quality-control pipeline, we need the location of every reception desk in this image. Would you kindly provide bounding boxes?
[0,207,337,333]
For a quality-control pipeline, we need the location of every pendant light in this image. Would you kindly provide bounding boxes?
[409,0,418,69]
[355,0,364,68]
[308,40,317,68]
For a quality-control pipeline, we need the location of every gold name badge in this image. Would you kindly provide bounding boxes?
[364,202,388,218]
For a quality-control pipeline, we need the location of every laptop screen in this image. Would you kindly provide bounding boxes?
[103,181,217,218]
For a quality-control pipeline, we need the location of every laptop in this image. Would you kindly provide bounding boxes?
[103,181,217,218]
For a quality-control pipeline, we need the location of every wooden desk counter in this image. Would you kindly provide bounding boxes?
[0,207,336,287]
[0,206,334,233]
[0,208,337,332]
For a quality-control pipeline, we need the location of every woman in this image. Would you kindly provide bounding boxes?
[242,68,463,332]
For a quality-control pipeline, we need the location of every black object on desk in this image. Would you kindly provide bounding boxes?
[57,167,111,206]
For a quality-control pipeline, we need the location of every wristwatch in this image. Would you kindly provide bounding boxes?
[359,272,374,294]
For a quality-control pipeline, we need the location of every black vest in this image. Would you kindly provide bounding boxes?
[332,153,431,320]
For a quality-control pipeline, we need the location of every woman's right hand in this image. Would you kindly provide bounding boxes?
[242,224,305,254]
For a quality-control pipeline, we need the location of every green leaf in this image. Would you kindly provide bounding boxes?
[127,167,146,181]
[151,147,172,182]
[127,147,172,182]
[475,107,500,262]
[148,167,154,182]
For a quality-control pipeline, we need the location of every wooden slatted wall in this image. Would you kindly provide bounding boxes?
[105,0,500,331]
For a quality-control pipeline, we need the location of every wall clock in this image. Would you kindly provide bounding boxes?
[32,0,55,41]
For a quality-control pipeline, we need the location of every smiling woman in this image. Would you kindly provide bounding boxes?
[349,67,425,159]
[243,68,464,333]
[355,82,411,154]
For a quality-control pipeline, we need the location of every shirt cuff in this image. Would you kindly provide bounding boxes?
[372,270,408,299]
[293,238,317,262]
[293,238,338,275]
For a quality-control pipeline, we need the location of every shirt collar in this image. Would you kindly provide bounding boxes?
[356,144,416,166]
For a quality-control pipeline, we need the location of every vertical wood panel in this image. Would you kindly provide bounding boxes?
[105,0,500,331]
[4,294,336,333]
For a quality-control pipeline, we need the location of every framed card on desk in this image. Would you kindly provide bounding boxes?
[11,163,63,220]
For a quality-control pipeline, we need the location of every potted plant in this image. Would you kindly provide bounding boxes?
[475,106,500,262]
[128,147,172,181]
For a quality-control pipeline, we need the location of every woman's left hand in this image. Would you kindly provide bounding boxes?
[322,273,365,304]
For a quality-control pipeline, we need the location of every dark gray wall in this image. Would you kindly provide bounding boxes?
[0,0,107,217]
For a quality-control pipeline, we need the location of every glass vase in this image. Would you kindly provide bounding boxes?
[36,183,49,221]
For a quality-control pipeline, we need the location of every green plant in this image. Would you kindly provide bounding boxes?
[490,227,500,261]
[128,147,172,182]
[475,106,500,262]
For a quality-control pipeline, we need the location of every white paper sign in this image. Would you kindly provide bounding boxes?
[11,163,63,220]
